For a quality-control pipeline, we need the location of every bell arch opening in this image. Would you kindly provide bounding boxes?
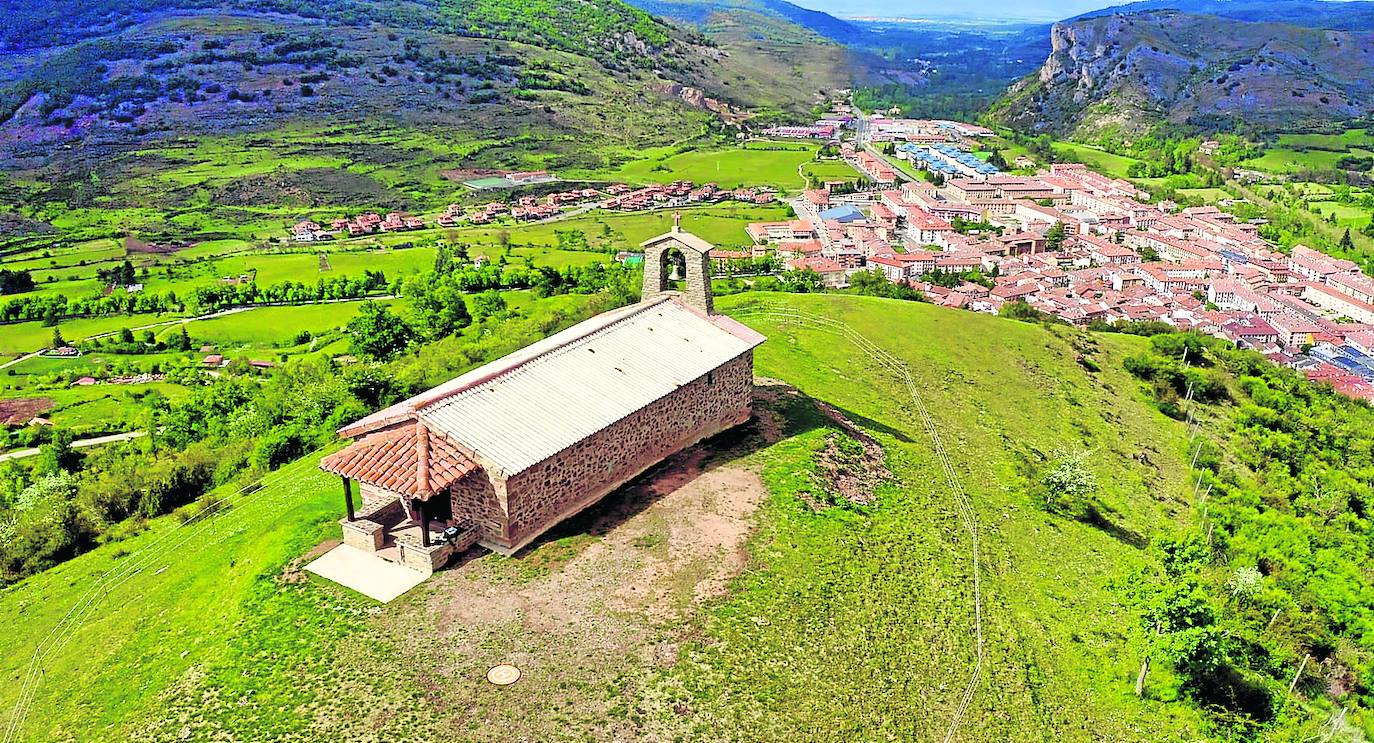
[639,217,715,314]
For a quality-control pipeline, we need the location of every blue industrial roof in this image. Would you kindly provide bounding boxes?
[819,204,865,222]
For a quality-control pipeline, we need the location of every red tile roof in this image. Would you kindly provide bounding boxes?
[320,421,478,497]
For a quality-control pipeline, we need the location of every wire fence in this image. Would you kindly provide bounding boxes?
[1,461,320,743]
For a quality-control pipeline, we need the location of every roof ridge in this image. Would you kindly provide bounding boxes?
[416,420,431,494]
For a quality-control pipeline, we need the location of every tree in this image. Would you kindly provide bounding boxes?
[50,327,67,349]
[1225,565,1263,605]
[0,269,34,295]
[433,243,455,274]
[1045,221,1067,251]
[407,275,471,341]
[1340,227,1354,251]
[346,301,415,360]
[778,269,823,293]
[36,430,80,475]
[1040,450,1098,516]
[469,289,508,320]
[169,326,192,352]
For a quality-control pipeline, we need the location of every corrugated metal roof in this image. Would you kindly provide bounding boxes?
[418,300,761,476]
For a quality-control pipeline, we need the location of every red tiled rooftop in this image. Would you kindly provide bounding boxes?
[321,422,478,497]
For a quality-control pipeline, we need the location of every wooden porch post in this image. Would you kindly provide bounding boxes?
[342,477,355,521]
[418,498,430,547]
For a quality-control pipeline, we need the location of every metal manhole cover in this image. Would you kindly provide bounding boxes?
[487,664,521,686]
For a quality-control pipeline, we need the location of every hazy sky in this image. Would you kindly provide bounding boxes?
[788,0,1121,21]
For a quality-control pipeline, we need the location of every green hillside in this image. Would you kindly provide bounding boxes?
[0,292,1368,736]
[0,0,852,249]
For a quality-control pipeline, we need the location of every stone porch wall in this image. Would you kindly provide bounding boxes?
[340,497,403,552]
[394,526,480,575]
[473,350,754,553]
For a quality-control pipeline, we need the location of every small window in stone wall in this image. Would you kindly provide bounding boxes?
[706,370,715,386]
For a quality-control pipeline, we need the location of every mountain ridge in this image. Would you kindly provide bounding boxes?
[987,8,1374,137]
[1068,0,1374,30]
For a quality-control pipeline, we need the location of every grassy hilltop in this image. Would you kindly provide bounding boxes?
[0,293,1239,741]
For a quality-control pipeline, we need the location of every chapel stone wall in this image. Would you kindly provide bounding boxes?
[478,350,754,553]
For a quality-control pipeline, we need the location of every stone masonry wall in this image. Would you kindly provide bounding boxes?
[477,350,754,553]
[449,468,505,542]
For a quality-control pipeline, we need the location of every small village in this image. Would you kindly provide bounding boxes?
[289,180,778,241]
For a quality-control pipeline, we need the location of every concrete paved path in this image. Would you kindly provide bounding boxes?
[306,544,427,603]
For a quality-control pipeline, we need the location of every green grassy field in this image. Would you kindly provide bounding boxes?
[1270,129,1374,150]
[585,141,820,192]
[1177,187,1232,203]
[0,293,1222,741]
[1,201,782,310]
[1241,130,1374,174]
[801,158,861,184]
[0,382,189,432]
[1052,142,1140,179]
[0,315,187,357]
[169,299,403,349]
[1244,147,1374,174]
[1309,201,1372,229]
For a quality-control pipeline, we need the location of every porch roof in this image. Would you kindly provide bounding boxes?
[321,421,477,497]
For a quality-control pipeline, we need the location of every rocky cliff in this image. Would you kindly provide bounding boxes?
[989,10,1374,136]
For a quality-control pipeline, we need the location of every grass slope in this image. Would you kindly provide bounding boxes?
[0,294,1213,740]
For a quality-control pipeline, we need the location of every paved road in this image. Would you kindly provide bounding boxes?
[0,352,38,371]
[0,430,147,462]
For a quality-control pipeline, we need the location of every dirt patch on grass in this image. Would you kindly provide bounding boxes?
[334,442,768,740]
[124,235,187,254]
[440,167,507,182]
[0,397,54,425]
[436,445,764,632]
[280,539,340,584]
[804,401,889,509]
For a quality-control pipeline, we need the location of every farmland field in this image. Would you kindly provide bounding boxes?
[1242,130,1374,174]
[1176,187,1232,203]
[1309,201,1372,229]
[170,299,404,349]
[801,158,862,183]
[0,315,188,358]
[1244,147,1374,174]
[0,382,190,432]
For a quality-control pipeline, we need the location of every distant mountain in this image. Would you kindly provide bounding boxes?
[631,0,867,43]
[987,9,1374,137]
[1070,0,1374,30]
[0,0,851,171]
